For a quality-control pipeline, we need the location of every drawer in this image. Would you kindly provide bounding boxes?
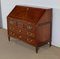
[17,28,23,34]
[26,38,37,46]
[8,31,18,38]
[8,19,16,26]
[18,34,23,40]
[8,26,17,32]
[17,20,24,28]
[17,27,36,40]
[23,21,35,33]
[18,34,27,41]
[17,28,27,35]
[26,31,36,39]
[17,28,27,40]
[7,19,17,32]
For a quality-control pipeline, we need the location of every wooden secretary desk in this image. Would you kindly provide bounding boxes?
[7,5,52,53]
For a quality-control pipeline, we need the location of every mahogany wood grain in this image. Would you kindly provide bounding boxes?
[7,5,52,53]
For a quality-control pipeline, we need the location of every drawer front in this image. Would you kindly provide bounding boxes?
[26,38,37,46]
[8,19,17,32]
[17,20,24,28]
[17,28,27,40]
[23,21,35,33]
[26,31,36,39]
[8,19,16,26]
[17,20,36,33]
[8,31,18,38]
[8,26,17,32]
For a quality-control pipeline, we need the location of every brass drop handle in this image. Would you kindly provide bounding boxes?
[27,32,35,38]
[30,40,33,42]
[27,32,32,35]
[27,38,29,41]
[30,33,33,36]
[19,30,21,32]
[27,32,29,35]
[27,25,32,30]
[12,33,15,36]
[27,38,33,42]
[30,33,35,38]
[19,36,22,38]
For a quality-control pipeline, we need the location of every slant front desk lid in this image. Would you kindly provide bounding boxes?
[8,5,46,24]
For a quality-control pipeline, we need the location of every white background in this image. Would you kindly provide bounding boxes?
[1,0,60,47]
